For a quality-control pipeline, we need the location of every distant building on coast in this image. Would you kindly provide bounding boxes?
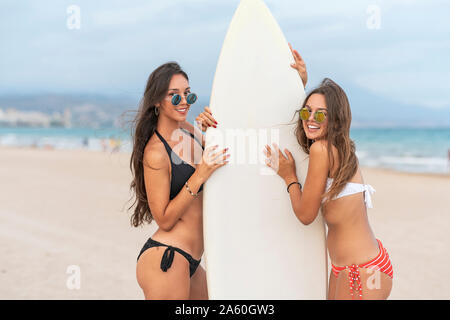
[0,108,71,128]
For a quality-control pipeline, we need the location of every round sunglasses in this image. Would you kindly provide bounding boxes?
[299,107,327,123]
[170,93,198,106]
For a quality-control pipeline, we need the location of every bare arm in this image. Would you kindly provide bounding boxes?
[144,144,228,231]
[264,141,328,225]
[286,142,329,225]
[289,43,308,88]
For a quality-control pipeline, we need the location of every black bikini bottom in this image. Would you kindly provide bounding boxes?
[137,238,201,278]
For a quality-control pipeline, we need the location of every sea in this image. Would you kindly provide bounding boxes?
[1,127,449,175]
[351,128,450,175]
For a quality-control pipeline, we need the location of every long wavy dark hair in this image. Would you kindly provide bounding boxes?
[128,62,188,227]
[294,78,358,205]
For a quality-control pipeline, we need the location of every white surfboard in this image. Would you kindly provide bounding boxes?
[203,0,328,299]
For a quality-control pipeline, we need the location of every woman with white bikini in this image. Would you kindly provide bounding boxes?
[199,46,393,300]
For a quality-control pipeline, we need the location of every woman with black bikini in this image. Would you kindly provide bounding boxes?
[129,62,229,299]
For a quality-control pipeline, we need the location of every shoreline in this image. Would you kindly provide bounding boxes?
[360,165,450,179]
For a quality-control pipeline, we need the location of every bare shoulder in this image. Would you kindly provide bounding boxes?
[310,140,329,156]
[310,139,338,151]
[143,135,168,170]
[310,140,339,174]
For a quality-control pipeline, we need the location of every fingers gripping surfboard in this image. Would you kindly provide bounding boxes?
[203,0,328,299]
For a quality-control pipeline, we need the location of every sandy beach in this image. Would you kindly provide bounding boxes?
[0,146,449,299]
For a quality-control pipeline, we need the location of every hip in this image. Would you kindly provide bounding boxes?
[152,219,204,260]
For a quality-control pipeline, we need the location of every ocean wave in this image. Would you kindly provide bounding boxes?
[378,156,447,166]
[359,155,449,174]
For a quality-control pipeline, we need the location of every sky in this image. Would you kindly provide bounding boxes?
[1,0,450,114]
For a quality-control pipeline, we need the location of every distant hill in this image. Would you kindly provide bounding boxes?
[0,94,139,128]
[0,93,211,129]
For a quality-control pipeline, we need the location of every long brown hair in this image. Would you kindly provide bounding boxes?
[294,78,358,204]
[128,62,188,227]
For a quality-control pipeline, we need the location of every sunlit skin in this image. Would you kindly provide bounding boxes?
[263,92,392,299]
[262,92,392,299]
[301,94,329,141]
[156,74,193,124]
[136,73,229,300]
[262,47,391,300]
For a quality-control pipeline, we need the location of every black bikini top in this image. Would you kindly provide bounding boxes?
[154,128,204,200]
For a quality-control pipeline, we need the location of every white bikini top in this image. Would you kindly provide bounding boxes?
[324,178,376,208]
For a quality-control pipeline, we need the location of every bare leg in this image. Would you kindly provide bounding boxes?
[334,267,392,300]
[136,246,190,300]
[189,265,208,300]
[334,269,352,300]
[327,270,336,300]
[359,268,392,300]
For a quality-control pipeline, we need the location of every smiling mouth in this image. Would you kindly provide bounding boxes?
[176,107,188,114]
[306,123,321,132]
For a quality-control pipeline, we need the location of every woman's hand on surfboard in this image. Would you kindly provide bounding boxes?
[196,106,217,132]
[195,144,230,181]
[264,143,297,182]
[289,43,308,88]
